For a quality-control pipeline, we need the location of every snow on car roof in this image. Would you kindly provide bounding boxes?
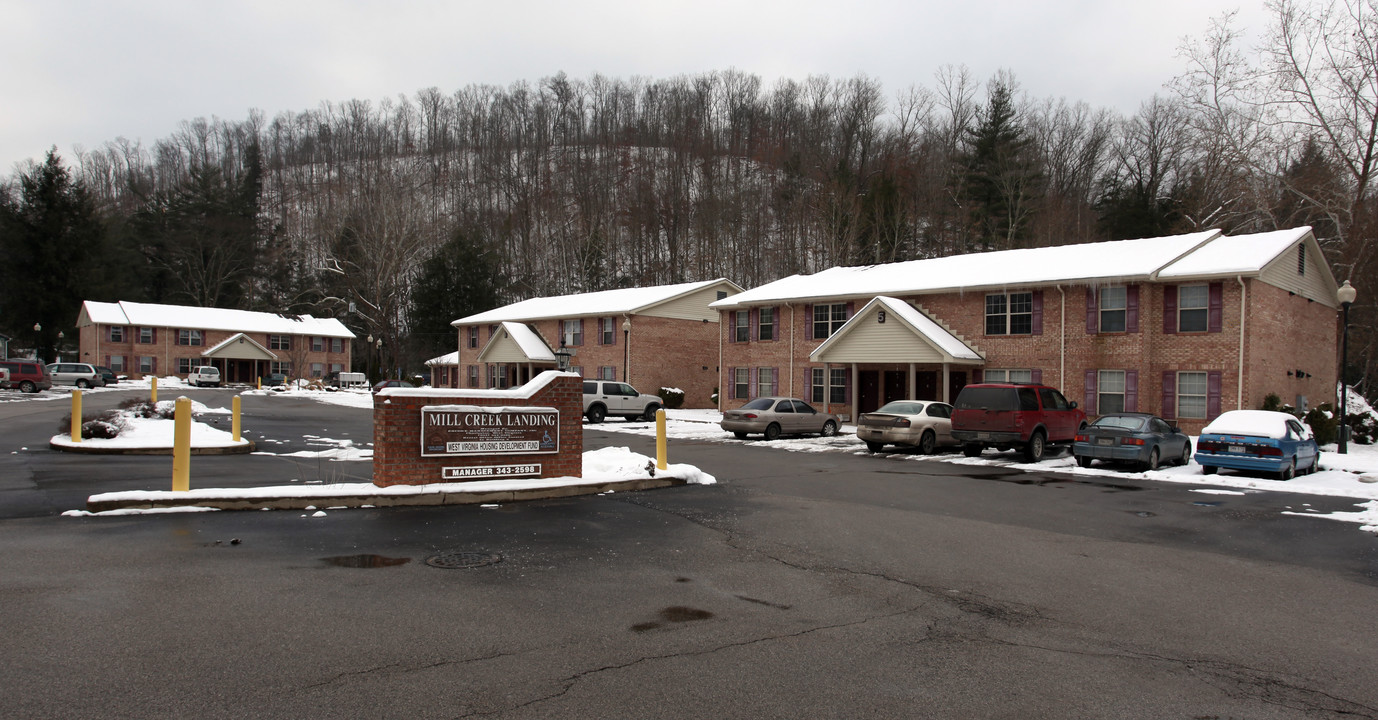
[1201,410,1297,439]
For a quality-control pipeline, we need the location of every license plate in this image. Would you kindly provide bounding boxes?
[978,432,991,440]
[1229,445,1245,454]
[1096,438,1114,446]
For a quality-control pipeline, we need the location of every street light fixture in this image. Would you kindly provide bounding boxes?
[366,334,374,381]
[555,338,572,372]
[1337,280,1357,454]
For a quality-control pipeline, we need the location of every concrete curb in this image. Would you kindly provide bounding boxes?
[86,476,687,513]
[50,440,256,456]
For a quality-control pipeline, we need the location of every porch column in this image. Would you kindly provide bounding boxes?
[942,363,951,403]
[908,364,916,400]
[823,363,832,413]
[851,362,858,422]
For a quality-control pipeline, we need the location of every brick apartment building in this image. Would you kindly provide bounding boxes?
[76,300,355,384]
[434,279,742,408]
[709,227,1343,434]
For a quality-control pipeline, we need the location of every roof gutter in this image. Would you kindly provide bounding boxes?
[1056,285,1066,389]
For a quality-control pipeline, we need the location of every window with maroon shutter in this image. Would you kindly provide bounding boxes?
[1164,287,1178,334]
[1177,285,1209,332]
[1125,370,1138,412]
[759,307,775,341]
[1086,288,1098,333]
[1084,370,1098,414]
[1031,291,1043,335]
[1162,371,1177,419]
[1206,371,1223,419]
[1126,285,1139,333]
[1207,283,1223,332]
[1099,287,1127,332]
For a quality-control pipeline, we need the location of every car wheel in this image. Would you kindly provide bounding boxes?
[586,405,605,424]
[641,404,662,422]
[1179,441,1192,466]
[820,420,838,437]
[1278,458,1296,481]
[918,430,936,455]
[865,441,883,453]
[19,380,36,393]
[962,442,984,457]
[1023,431,1046,462]
[1202,465,1218,475]
[1142,447,1160,472]
[76,379,90,389]
[733,431,747,439]
[1076,455,1093,468]
[764,423,782,441]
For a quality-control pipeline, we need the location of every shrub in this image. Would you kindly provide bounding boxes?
[1304,404,1339,446]
[1260,393,1283,412]
[57,410,126,439]
[658,387,685,409]
[118,398,170,419]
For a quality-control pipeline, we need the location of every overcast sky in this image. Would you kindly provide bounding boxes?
[2,0,1272,175]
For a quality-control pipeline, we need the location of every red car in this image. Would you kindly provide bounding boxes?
[950,383,1087,462]
[0,359,53,394]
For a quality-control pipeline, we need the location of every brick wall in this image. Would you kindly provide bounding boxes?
[79,324,350,380]
[372,372,584,486]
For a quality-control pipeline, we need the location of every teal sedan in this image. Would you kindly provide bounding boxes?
[1194,410,1320,480]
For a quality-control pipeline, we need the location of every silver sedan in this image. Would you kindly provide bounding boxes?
[720,397,841,441]
[857,400,958,454]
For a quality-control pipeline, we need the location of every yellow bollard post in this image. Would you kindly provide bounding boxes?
[172,396,191,491]
[257,376,261,390]
[151,376,158,403]
[656,408,668,470]
[232,395,241,442]
[70,389,82,443]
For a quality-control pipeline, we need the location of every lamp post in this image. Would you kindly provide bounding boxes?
[622,318,631,382]
[376,337,384,379]
[366,334,374,382]
[1337,280,1357,454]
[56,331,63,363]
[33,323,40,361]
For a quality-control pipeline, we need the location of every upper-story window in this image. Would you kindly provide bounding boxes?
[733,311,749,342]
[561,319,583,346]
[758,307,775,341]
[311,336,324,352]
[138,327,154,344]
[331,338,343,354]
[985,292,1033,335]
[1099,287,1127,333]
[812,303,847,339]
[1178,285,1209,332]
[600,317,615,345]
[269,334,291,350]
[467,326,479,348]
[177,329,203,346]
[108,326,125,342]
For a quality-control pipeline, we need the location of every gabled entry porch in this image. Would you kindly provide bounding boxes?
[200,333,279,384]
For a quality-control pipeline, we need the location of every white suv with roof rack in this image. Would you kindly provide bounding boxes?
[189,366,221,387]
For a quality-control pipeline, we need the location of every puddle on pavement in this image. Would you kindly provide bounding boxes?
[1129,510,1156,518]
[632,606,715,632]
[1192,501,1224,507]
[322,554,411,568]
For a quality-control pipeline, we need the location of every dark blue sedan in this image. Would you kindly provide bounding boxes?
[1195,410,1319,480]
[1073,413,1192,471]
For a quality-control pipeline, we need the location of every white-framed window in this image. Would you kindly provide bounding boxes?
[138,327,154,344]
[757,367,776,397]
[1178,285,1209,333]
[311,363,324,378]
[1098,370,1126,414]
[109,326,125,343]
[811,367,825,403]
[758,307,775,341]
[330,363,344,373]
[1178,371,1208,419]
[331,338,344,354]
[984,368,1033,383]
[829,368,847,404]
[270,361,291,375]
[561,320,583,346]
[812,303,847,339]
[177,358,194,374]
[138,356,155,373]
[1099,287,1127,333]
[985,292,1033,335]
[109,356,125,372]
[733,368,749,399]
[496,364,510,389]
[269,335,290,350]
[468,327,479,348]
[569,365,583,378]
[600,317,615,345]
[733,311,749,342]
[598,366,617,380]
[311,336,324,352]
[177,329,203,346]
[467,365,479,387]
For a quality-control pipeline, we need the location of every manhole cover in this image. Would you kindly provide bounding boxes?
[425,551,503,569]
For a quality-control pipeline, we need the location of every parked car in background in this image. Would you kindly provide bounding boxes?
[1195,410,1320,480]
[582,381,662,423]
[262,373,288,388]
[857,400,958,454]
[1073,413,1192,471]
[720,397,840,440]
[325,371,368,389]
[46,362,105,389]
[372,379,415,392]
[94,366,118,385]
[189,366,221,388]
[951,383,1086,462]
[0,360,52,393]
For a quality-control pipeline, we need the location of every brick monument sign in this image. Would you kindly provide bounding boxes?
[373,371,583,486]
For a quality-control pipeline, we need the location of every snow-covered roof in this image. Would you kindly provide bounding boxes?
[79,300,355,338]
[201,332,277,359]
[1157,227,1312,278]
[712,230,1223,308]
[810,296,983,364]
[498,321,557,362]
[425,351,459,366]
[454,279,739,325]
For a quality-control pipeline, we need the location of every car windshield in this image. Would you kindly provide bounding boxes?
[741,398,775,410]
[876,401,925,415]
[955,388,1019,411]
[1091,415,1146,431]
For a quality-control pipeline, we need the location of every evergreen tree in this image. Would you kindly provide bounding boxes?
[959,78,1041,251]
[0,150,114,361]
[407,228,508,358]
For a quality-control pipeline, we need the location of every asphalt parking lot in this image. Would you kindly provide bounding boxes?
[3,388,1378,719]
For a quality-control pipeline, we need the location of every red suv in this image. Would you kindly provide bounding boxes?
[951,382,1087,462]
[0,359,53,394]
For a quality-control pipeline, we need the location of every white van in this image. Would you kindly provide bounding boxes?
[190,366,221,388]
